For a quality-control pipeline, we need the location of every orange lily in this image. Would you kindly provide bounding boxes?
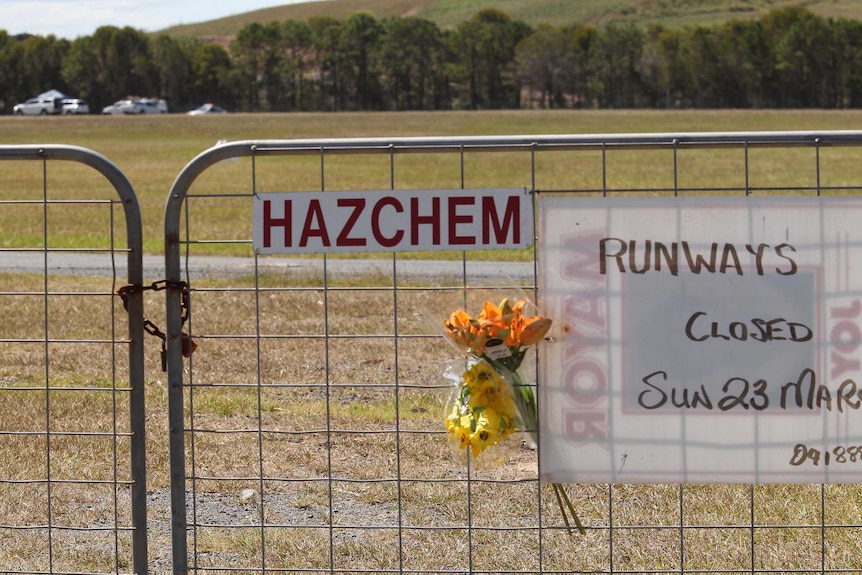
[445,298,552,356]
[519,317,552,346]
[444,309,487,354]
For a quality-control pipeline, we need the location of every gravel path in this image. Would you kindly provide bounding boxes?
[0,251,534,282]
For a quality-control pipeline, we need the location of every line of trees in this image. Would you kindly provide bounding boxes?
[3,5,862,113]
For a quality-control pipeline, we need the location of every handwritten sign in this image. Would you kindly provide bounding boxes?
[538,196,862,483]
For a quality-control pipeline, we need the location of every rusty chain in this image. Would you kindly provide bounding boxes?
[117,280,197,370]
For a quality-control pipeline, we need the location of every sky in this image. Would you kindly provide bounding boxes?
[3,0,314,39]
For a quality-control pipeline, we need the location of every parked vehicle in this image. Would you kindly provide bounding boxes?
[140,98,168,114]
[61,98,89,115]
[102,100,136,115]
[188,103,227,115]
[102,98,168,115]
[13,96,63,115]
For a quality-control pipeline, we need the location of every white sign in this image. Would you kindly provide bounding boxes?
[539,196,862,483]
[253,189,532,254]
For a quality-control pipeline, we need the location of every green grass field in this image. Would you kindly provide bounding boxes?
[4,109,862,256]
[162,0,862,39]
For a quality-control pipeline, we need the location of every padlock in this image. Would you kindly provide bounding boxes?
[181,333,198,358]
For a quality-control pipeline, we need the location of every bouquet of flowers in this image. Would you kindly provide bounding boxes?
[442,297,585,535]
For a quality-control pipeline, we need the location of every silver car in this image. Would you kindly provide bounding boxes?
[102,99,138,114]
[188,103,227,115]
[139,98,168,113]
[13,97,63,115]
[102,98,167,114]
[62,98,89,115]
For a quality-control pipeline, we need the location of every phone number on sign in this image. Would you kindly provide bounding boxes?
[789,444,862,466]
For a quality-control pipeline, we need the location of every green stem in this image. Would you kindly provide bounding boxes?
[555,482,586,535]
[499,364,537,447]
[487,358,585,536]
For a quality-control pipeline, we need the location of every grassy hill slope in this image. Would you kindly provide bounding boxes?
[163,0,862,40]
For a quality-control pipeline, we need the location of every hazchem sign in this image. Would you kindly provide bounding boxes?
[253,189,532,254]
[539,196,862,484]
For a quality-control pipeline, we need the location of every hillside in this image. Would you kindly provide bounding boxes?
[162,0,862,40]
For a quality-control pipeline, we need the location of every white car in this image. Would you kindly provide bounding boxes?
[102,100,138,115]
[102,98,167,115]
[61,98,89,115]
[13,96,63,115]
[140,98,168,114]
[188,103,227,115]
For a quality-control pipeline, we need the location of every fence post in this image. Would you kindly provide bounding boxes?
[164,144,245,574]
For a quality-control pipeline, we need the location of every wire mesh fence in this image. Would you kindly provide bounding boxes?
[3,135,861,575]
[0,145,147,575]
[162,133,862,575]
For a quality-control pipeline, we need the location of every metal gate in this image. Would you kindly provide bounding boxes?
[163,133,862,574]
[0,145,148,575]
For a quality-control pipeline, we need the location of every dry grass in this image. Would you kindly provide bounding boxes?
[3,272,862,573]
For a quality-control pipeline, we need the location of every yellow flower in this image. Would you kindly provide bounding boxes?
[445,360,520,457]
[445,406,473,450]
[467,363,518,419]
[469,407,501,457]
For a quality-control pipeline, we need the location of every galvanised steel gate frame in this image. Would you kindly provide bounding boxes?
[164,132,862,575]
[0,145,148,575]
